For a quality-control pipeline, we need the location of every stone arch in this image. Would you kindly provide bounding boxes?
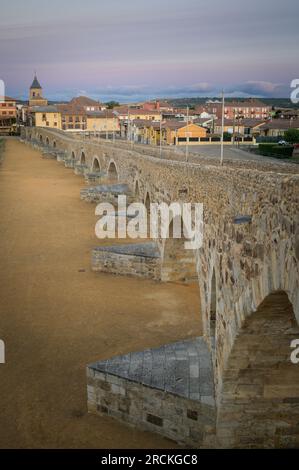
[144,192,151,212]
[92,156,101,172]
[80,151,86,165]
[39,134,43,143]
[71,151,76,161]
[134,180,140,199]
[46,137,49,146]
[217,290,299,448]
[107,160,118,182]
[53,141,56,148]
[161,216,198,283]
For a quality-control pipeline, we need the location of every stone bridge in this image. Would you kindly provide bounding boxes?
[21,127,299,448]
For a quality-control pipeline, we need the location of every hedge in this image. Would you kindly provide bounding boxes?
[257,143,294,158]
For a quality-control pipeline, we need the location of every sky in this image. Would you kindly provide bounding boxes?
[0,0,298,102]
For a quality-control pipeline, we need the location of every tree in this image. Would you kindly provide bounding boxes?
[105,101,120,109]
[284,128,299,144]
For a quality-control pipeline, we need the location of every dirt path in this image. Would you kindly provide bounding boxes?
[0,139,202,448]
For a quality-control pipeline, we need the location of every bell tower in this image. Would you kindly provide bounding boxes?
[29,74,48,107]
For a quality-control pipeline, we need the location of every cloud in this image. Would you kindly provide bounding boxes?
[227,81,286,97]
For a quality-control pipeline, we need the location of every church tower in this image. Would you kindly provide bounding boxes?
[29,74,48,107]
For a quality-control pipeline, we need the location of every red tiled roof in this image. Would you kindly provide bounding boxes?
[69,96,102,106]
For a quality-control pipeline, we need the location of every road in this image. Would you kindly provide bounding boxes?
[179,144,280,163]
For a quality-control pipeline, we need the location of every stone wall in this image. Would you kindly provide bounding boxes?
[87,337,216,448]
[22,127,299,447]
[217,291,299,448]
[91,242,161,280]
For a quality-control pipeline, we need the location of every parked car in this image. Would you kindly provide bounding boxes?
[278,140,288,145]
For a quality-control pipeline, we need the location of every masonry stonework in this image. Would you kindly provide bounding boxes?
[21,127,299,448]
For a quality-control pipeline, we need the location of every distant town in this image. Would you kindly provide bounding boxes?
[1,75,299,148]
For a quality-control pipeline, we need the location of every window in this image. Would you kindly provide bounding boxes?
[54,122,57,127]
[42,114,46,121]
[46,122,49,126]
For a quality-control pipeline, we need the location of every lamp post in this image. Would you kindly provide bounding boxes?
[186,106,189,162]
[220,89,225,166]
[159,114,162,157]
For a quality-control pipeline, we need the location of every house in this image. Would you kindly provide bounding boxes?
[86,110,119,134]
[0,96,17,119]
[0,96,17,135]
[258,119,299,137]
[68,96,105,112]
[33,105,61,129]
[202,98,271,120]
[115,108,162,122]
[193,117,214,130]
[213,118,266,136]
[141,100,173,112]
[161,121,207,145]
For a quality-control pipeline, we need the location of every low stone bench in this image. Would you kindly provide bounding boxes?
[65,159,75,168]
[87,337,216,447]
[80,183,133,204]
[91,242,161,279]
[84,171,105,184]
[41,148,57,159]
[74,164,87,176]
[55,151,67,162]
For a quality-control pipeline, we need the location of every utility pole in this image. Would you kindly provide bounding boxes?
[220,90,225,166]
[106,110,108,140]
[186,106,189,162]
[127,109,130,142]
[232,109,236,145]
[159,113,162,157]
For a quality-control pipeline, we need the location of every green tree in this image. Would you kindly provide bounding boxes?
[284,128,299,144]
[105,101,120,109]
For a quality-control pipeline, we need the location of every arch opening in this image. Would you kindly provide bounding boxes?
[135,180,140,199]
[39,135,43,143]
[161,216,198,283]
[80,152,86,165]
[107,161,118,182]
[53,141,56,148]
[71,151,75,160]
[46,137,49,146]
[218,291,299,448]
[144,192,151,213]
[92,157,101,173]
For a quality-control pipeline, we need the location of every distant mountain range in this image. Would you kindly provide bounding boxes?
[166,97,299,109]
[16,97,299,109]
